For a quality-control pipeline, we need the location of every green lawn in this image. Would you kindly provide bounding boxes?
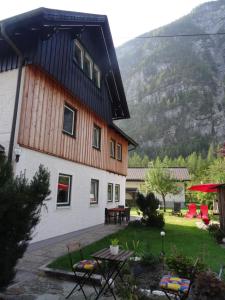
[48,214,224,272]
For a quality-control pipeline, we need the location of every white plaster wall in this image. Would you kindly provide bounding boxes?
[0,68,25,156]
[126,181,185,208]
[15,147,126,242]
[0,69,18,152]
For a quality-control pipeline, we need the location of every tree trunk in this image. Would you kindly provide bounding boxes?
[162,194,166,212]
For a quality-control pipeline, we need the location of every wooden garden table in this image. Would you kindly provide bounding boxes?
[91,248,133,299]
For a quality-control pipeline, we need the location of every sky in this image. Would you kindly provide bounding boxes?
[0,0,213,46]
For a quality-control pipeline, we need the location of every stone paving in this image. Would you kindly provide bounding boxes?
[1,223,125,300]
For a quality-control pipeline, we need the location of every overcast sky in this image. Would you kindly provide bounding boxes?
[0,0,213,46]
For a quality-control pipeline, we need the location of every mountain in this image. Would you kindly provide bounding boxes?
[116,0,225,158]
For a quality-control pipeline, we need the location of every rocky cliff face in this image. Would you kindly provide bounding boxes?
[116,0,225,158]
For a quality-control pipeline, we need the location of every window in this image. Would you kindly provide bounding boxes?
[93,65,101,88]
[117,143,122,161]
[107,183,113,202]
[74,40,83,68]
[57,174,72,207]
[90,179,99,205]
[110,139,116,158]
[115,184,120,202]
[74,39,101,88]
[83,54,93,79]
[63,104,76,136]
[92,124,101,150]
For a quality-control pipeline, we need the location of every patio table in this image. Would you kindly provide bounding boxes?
[107,207,126,224]
[92,248,133,300]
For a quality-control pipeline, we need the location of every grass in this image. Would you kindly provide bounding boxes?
[48,212,224,272]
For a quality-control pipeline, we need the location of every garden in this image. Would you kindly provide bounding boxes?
[48,193,225,299]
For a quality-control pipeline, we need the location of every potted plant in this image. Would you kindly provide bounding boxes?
[110,238,119,255]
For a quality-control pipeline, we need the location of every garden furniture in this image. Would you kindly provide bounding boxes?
[105,208,117,224]
[197,204,208,219]
[106,207,127,224]
[92,247,133,300]
[184,203,197,218]
[159,258,199,300]
[172,202,182,216]
[66,241,101,299]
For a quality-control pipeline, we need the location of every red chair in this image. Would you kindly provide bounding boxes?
[197,204,208,219]
[185,203,197,218]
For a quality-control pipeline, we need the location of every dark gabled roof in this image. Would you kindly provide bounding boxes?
[110,123,138,148]
[0,7,130,120]
[127,167,190,181]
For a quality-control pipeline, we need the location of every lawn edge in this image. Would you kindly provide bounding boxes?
[39,263,102,284]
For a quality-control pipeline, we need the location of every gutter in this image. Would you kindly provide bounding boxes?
[0,22,24,162]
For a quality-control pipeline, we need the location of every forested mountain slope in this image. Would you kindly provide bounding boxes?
[117,0,225,158]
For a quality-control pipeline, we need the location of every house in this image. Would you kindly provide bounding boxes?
[126,167,190,208]
[0,8,137,242]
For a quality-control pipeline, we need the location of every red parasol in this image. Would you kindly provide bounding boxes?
[58,183,69,191]
[188,183,223,193]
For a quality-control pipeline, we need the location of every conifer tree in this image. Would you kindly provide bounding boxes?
[0,153,50,290]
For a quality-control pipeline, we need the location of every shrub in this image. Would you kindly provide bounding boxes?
[0,154,50,291]
[141,252,160,269]
[191,271,225,300]
[166,250,206,279]
[128,220,143,228]
[208,223,225,243]
[136,192,165,229]
[124,240,145,257]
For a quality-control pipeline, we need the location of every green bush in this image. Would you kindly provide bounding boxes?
[128,220,143,228]
[136,192,165,229]
[166,250,206,279]
[0,154,50,291]
[191,271,225,300]
[141,252,160,269]
[124,240,145,257]
[208,223,225,243]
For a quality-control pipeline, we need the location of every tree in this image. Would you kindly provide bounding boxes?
[144,163,180,212]
[128,152,143,167]
[0,153,50,291]
[136,192,164,228]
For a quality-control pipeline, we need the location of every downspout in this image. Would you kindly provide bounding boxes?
[0,22,24,162]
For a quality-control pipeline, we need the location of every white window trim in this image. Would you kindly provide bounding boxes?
[115,184,120,202]
[57,174,72,207]
[92,124,101,149]
[117,143,122,161]
[84,53,93,79]
[110,139,115,158]
[107,183,113,202]
[75,40,84,69]
[63,105,75,136]
[93,64,101,88]
[90,179,99,205]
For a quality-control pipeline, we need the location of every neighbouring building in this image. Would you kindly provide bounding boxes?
[0,8,137,242]
[126,167,190,208]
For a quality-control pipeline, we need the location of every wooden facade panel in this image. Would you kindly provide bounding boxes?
[18,66,128,176]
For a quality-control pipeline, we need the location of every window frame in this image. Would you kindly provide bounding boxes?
[83,53,93,79]
[90,179,99,205]
[110,139,116,159]
[117,143,122,161]
[93,64,101,88]
[115,184,120,202]
[92,124,101,150]
[74,40,84,69]
[62,104,76,137]
[73,39,101,89]
[57,173,72,207]
[107,183,113,203]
